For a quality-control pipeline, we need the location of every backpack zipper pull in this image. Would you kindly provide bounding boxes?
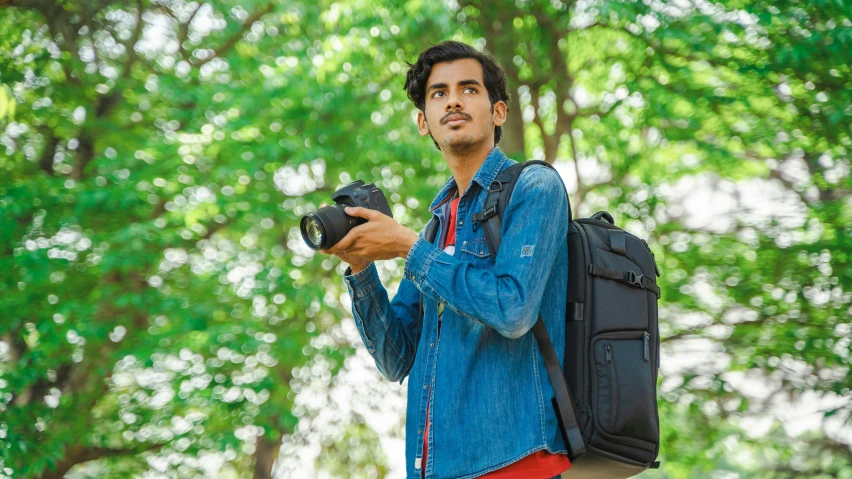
[605,345,612,364]
[643,333,650,361]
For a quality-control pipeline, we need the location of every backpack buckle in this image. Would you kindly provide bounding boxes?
[472,205,497,224]
[625,271,644,288]
[472,205,497,225]
[489,181,503,193]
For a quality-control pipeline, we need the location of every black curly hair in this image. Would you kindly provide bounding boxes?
[404,41,510,149]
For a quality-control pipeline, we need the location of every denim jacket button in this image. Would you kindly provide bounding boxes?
[423,385,427,390]
[430,343,434,347]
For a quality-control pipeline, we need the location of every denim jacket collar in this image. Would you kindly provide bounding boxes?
[428,147,510,212]
[469,146,510,192]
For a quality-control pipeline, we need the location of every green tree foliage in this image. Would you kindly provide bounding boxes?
[0,85,14,122]
[0,0,448,477]
[1,0,849,478]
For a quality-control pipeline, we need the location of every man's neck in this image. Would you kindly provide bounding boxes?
[443,140,495,196]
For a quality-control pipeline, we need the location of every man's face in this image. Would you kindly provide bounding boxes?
[416,58,506,152]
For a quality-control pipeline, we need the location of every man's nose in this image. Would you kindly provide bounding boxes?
[445,91,463,110]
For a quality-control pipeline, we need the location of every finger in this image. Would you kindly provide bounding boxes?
[326,231,357,254]
[322,243,348,255]
[344,206,380,220]
[336,235,355,252]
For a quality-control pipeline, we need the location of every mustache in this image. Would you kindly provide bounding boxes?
[441,111,472,124]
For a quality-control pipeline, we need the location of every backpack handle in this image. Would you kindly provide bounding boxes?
[591,211,615,225]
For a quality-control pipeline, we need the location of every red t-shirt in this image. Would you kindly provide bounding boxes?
[421,196,571,478]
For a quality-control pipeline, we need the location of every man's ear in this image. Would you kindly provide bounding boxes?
[492,101,507,127]
[417,110,431,137]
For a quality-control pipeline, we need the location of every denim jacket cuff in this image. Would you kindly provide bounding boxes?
[403,238,440,288]
[344,262,379,299]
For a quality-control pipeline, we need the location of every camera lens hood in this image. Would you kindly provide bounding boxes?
[300,204,357,250]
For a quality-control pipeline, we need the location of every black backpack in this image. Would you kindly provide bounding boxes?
[468,160,662,477]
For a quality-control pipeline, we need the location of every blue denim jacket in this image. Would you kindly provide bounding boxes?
[344,147,569,479]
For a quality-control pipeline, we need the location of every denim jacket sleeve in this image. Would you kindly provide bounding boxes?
[343,228,427,383]
[403,165,569,339]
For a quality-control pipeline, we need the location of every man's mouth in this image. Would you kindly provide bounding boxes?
[443,113,470,127]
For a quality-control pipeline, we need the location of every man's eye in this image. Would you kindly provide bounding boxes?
[464,87,477,93]
[431,91,445,98]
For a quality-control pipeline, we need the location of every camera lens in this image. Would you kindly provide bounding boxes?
[300,204,361,250]
[301,215,325,249]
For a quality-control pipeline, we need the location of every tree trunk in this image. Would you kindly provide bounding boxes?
[461,2,526,160]
[39,444,87,479]
[498,99,526,160]
[252,434,282,479]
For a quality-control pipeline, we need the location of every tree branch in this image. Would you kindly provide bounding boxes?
[576,94,631,119]
[86,23,101,72]
[566,117,583,215]
[37,128,58,176]
[70,135,94,180]
[662,305,779,343]
[191,3,274,68]
[529,87,561,165]
[39,442,167,479]
[177,2,204,62]
[120,0,145,80]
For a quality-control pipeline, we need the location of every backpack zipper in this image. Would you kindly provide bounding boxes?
[605,345,612,364]
[643,332,650,362]
[576,219,661,277]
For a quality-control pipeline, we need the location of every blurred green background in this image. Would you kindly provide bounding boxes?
[1,0,850,477]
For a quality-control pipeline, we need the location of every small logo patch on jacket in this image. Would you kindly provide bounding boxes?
[521,245,535,257]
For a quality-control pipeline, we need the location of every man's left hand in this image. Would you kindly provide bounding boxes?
[323,207,419,261]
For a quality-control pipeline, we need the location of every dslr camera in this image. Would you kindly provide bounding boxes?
[300,180,393,250]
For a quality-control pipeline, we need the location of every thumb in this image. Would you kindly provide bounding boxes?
[345,206,379,220]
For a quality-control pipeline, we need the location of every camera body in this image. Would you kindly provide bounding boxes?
[300,180,393,250]
[331,180,393,218]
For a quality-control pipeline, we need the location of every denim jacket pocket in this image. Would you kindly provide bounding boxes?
[459,237,491,258]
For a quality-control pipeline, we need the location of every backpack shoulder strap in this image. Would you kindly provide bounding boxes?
[471,161,525,259]
[424,216,439,243]
[497,160,571,221]
[472,160,570,259]
[470,160,585,458]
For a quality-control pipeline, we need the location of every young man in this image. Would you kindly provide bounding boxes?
[324,41,571,479]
